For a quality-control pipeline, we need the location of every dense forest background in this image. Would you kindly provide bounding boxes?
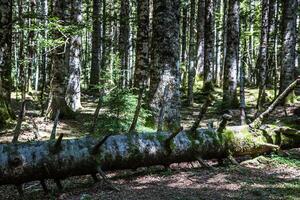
[1,0,300,199]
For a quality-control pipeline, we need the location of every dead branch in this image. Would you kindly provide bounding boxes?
[50,109,60,140]
[251,78,300,129]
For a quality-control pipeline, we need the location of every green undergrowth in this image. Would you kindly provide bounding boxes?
[270,153,300,168]
[94,89,153,135]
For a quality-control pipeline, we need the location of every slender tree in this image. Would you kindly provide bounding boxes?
[39,0,48,115]
[196,0,205,76]
[100,0,107,85]
[66,0,83,111]
[187,0,196,105]
[204,0,214,82]
[90,0,102,92]
[256,0,270,111]
[222,0,239,108]
[18,0,26,100]
[119,0,130,88]
[181,4,188,64]
[133,0,149,89]
[149,0,181,131]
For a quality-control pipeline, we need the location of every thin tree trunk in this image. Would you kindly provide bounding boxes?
[40,0,48,116]
[203,0,214,82]
[119,0,130,88]
[256,0,270,111]
[181,5,188,64]
[222,0,239,109]
[66,0,82,111]
[133,0,149,89]
[90,0,102,93]
[220,0,228,86]
[187,0,196,106]
[196,0,205,76]
[18,0,26,100]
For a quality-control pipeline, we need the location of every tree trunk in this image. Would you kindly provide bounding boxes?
[247,0,255,85]
[219,0,228,87]
[46,0,75,119]
[256,0,270,111]
[279,0,298,96]
[119,0,130,88]
[18,0,26,100]
[27,0,37,93]
[187,0,196,106]
[100,0,107,86]
[149,0,181,131]
[0,0,14,125]
[203,0,214,82]
[90,0,102,92]
[0,124,299,187]
[222,0,239,109]
[196,0,205,76]
[133,0,149,89]
[39,0,48,116]
[181,5,188,64]
[66,0,82,111]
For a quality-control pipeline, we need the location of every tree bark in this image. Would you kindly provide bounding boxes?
[149,0,181,131]
[279,0,298,96]
[0,124,299,187]
[256,0,270,111]
[203,0,214,82]
[0,0,14,125]
[66,0,82,111]
[46,0,75,119]
[196,0,205,76]
[222,0,239,109]
[90,0,102,92]
[187,0,196,106]
[119,0,130,88]
[181,5,188,64]
[133,0,149,89]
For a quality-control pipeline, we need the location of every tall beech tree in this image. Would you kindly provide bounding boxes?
[256,0,271,111]
[279,0,298,96]
[133,0,150,89]
[66,0,83,111]
[46,0,75,119]
[149,0,181,131]
[204,0,215,82]
[119,0,130,88]
[187,0,196,106]
[196,0,205,76]
[0,0,13,125]
[222,0,239,108]
[90,0,102,92]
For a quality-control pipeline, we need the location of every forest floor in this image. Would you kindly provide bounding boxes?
[0,88,300,199]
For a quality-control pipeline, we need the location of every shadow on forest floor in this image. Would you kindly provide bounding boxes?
[0,151,299,200]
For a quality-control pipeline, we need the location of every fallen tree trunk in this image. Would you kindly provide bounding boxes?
[0,124,299,187]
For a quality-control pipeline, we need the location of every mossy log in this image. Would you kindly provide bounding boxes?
[0,125,299,187]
